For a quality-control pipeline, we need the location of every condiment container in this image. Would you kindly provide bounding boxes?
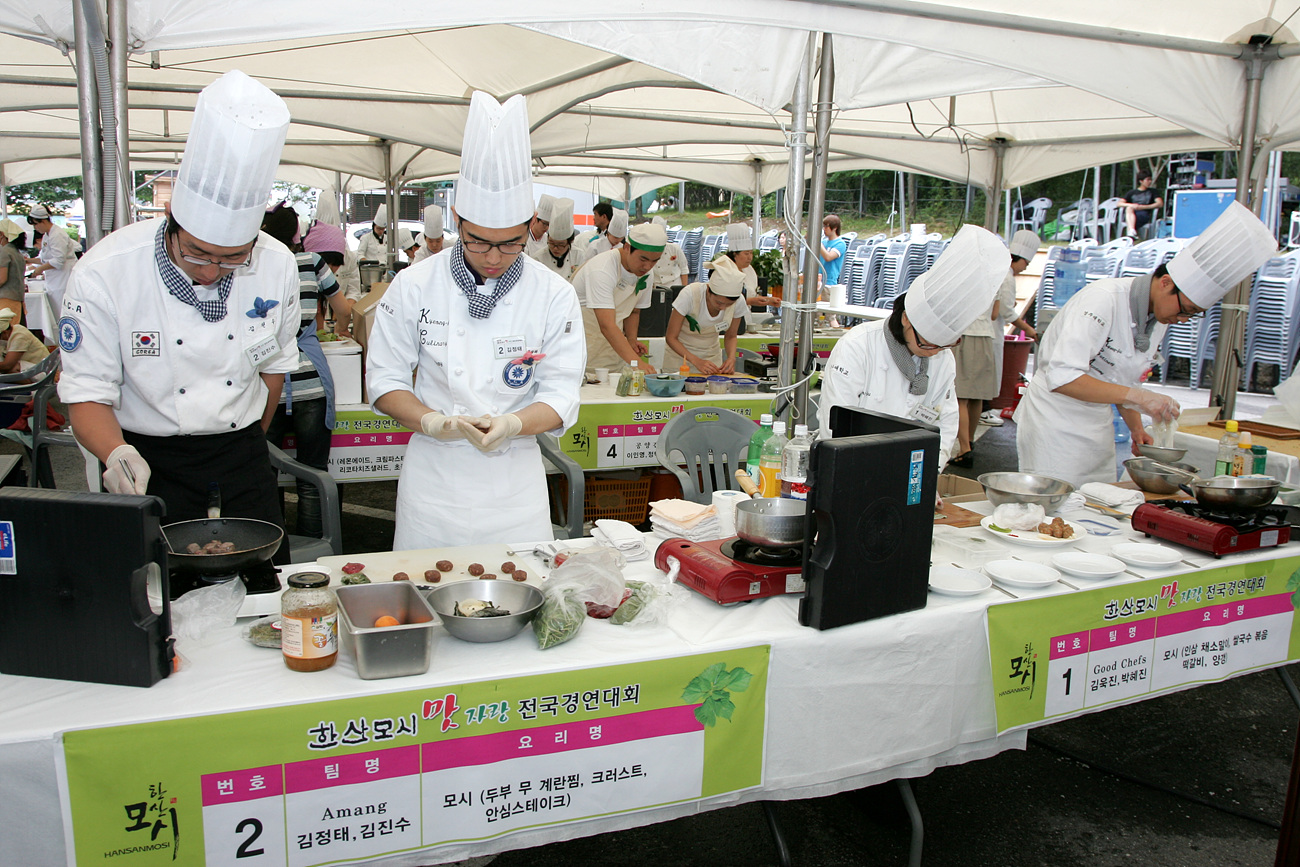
[684,376,707,395]
[931,526,1003,568]
[706,375,732,394]
[336,582,437,679]
[730,377,760,394]
[281,571,338,672]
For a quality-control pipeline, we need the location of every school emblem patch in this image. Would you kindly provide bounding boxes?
[502,359,534,389]
[58,316,82,352]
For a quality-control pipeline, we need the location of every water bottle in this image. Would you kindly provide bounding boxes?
[758,421,788,498]
[1214,420,1240,476]
[746,414,775,480]
[1052,249,1087,306]
[780,424,813,500]
[1111,405,1129,443]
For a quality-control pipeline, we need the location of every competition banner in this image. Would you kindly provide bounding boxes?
[561,399,768,470]
[987,555,1300,733]
[734,335,840,356]
[59,647,769,866]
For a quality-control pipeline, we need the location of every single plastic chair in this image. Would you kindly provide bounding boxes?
[537,433,585,539]
[267,443,343,561]
[0,352,73,488]
[655,406,757,504]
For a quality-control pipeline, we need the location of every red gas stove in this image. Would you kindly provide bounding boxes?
[1131,502,1292,557]
[654,537,806,605]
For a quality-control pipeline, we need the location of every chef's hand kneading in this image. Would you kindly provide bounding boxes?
[1122,386,1180,422]
[420,411,470,441]
[103,444,150,495]
[460,413,523,452]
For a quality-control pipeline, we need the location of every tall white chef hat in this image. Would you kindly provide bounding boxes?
[315,185,341,227]
[395,228,417,251]
[549,198,575,240]
[535,193,556,222]
[905,225,1009,347]
[1168,201,1277,308]
[423,204,444,238]
[1009,229,1040,261]
[608,208,629,239]
[725,222,754,252]
[170,70,290,247]
[455,91,534,229]
[372,204,388,229]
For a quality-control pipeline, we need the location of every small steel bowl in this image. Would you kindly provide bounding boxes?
[978,472,1076,513]
[1124,458,1201,495]
[423,579,544,643]
[1138,443,1188,463]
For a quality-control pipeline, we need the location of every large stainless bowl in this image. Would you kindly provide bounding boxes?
[735,497,806,547]
[423,579,544,643]
[1124,458,1201,495]
[1185,476,1281,511]
[978,472,1075,513]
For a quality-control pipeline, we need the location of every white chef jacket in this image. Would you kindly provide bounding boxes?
[571,229,598,263]
[992,268,1018,384]
[820,319,959,470]
[651,241,688,288]
[57,218,300,436]
[357,229,387,262]
[1015,275,1166,486]
[338,248,363,301]
[529,244,577,282]
[583,234,620,264]
[366,248,586,549]
[525,231,548,260]
[36,222,78,309]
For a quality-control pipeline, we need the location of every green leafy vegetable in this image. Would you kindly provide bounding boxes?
[1288,567,1300,609]
[611,580,649,625]
[534,590,585,649]
[989,523,1010,533]
[682,662,752,727]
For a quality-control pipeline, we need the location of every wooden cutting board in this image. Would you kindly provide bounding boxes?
[318,544,550,588]
[933,500,984,528]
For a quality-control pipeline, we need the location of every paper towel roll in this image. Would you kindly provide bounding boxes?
[712,489,747,538]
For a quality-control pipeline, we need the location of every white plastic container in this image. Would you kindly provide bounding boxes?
[931,526,1005,568]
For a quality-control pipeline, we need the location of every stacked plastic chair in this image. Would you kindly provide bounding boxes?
[1243,254,1300,389]
[873,239,911,306]
[1189,303,1223,389]
[681,228,704,281]
[1033,246,1066,320]
[897,236,933,294]
[758,230,780,251]
[1084,253,1122,281]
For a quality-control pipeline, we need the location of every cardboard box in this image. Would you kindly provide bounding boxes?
[938,473,984,503]
[351,282,389,351]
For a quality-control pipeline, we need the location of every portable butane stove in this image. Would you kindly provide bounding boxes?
[1131,501,1292,557]
[654,537,806,605]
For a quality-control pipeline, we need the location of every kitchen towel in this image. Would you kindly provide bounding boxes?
[592,519,650,561]
[1079,482,1145,514]
[650,515,724,542]
[711,489,748,538]
[650,498,717,528]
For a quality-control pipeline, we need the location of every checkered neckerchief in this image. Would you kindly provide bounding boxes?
[155,220,234,323]
[450,240,524,320]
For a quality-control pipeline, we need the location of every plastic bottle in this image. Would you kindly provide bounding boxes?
[678,364,691,377]
[1052,248,1087,307]
[1252,444,1269,476]
[758,421,788,498]
[1111,405,1129,443]
[1214,420,1240,476]
[1231,430,1254,477]
[780,424,813,500]
[615,359,644,396]
[746,414,775,480]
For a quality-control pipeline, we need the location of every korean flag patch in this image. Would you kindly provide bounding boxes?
[132,331,160,357]
[58,316,82,352]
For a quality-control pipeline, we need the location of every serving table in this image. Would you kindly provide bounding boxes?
[1173,423,1300,484]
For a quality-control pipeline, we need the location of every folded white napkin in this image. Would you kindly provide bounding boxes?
[650,515,724,542]
[650,499,717,528]
[1080,482,1145,514]
[592,519,650,560]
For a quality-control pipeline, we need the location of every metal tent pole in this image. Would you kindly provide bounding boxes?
[983,140,1006,232]
[777,33,816,398]
[382,142,395,273]
[623,173,633,215]
[72,0,104,246]
[752,160,763,241]
[1210,41,1275,416]
[108,0,131,228]
[678,181,685,213]
[1092,165,1101,240]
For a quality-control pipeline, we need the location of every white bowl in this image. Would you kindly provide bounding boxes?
[1050,552,1126,580]
[983,559,1061,589]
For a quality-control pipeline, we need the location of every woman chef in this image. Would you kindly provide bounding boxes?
[365,91,586,549]
[821,225,1010,472]
[57,71,300,558]
[1016,202,1276,486]
[662,256,746,374]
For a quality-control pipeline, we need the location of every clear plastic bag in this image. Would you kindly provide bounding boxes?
[610,579,679,629]
[170,576,247,642]
[532,548,627,649]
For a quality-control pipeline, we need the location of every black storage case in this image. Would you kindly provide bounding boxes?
[0,489,174,687]
[799,406,939,630]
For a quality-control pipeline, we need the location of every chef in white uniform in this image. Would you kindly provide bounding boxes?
[721,222,761,328]
[57,70,300,557]
[412,204,445,265]
[821,225,1009,471]
[524,194,556,259]
[662,255,746,374]
[572,222,666,374]
[24,204,78,311]
[366,91,586,549]
[531,197,579,281]
[357,204,388,262]
[582,208,628,264]
[1017,202,1276,486]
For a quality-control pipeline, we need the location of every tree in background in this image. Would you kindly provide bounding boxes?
[5,177,83,215]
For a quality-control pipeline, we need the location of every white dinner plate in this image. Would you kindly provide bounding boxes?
[980,516,1085,548]
[1050,552,1126,580]
[1111,543,1185,569]
[983,559,1062,589]
[928,566,992,597]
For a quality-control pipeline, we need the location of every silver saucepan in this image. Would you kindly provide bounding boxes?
[734,497,806,548]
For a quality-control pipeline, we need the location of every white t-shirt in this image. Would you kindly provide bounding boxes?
[672,281,744,331]
[570,249,653,311]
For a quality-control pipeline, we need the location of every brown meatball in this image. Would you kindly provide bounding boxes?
[500,561,516,574]
[512,569,528,582]
[424,569,442,583]
[467,563,484,576]
[482,573,498,580]
[435,560,454,572]
[393,571,410,582]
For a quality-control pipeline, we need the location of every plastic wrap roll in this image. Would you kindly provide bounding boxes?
[712,489,747,538]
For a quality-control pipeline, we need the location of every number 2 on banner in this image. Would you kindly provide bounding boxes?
[203,800,286,865]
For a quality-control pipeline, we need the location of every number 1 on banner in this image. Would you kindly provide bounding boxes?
[201,766,286,865]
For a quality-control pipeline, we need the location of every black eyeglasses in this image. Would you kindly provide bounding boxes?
[1175,289,1206,319]
[462,232,527,256]
[170,231,254,270]
[908,322,961,351]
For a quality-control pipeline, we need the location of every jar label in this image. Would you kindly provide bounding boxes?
[281,612,338,659]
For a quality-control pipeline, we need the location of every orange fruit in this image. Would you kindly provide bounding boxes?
[373,615,401,628]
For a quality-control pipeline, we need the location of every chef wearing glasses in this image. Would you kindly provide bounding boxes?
[820,225,1009,472]
[57,71,300,555]
[366,91,585,549]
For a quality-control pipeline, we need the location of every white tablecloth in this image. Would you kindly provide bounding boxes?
[1172,430,1300,485]
[23,285,56,335]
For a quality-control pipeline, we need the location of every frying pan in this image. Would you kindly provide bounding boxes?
[1145,461,1281,511]
[163,518,284,576]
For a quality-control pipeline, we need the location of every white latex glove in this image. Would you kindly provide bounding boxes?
[420,411,468,441]
[459,413,523,453]
[1122,387,1180,422]
[102,444,150,495]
